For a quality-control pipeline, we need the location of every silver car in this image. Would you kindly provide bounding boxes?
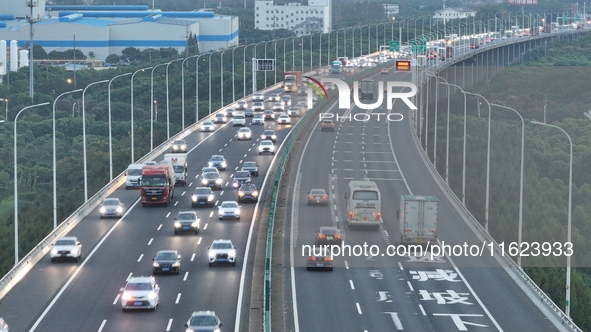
[99,197,124,218]
[258,140,275,155]
[201,121,215,132]
[267,93,281,102]
[252,102,264,112]
[185,311,223,331]
[251,114,264,125]
[236,100,248,109]
[236,127,252,140]
[277,114,291,124]
[120,276,160,311]
[252,93,264,102]
[218,201,241,220]
[272,102,285,112]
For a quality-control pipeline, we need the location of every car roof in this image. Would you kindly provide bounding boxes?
[156,250,178,255]
[127,276,155,283]
[177,210,197,215]
[260,140,273,144]
[203,121,213,124]
[319,226,338,232]
[173,139,186,143]
[212,239,233,244]
[279,114,288,117]
[238,127,251,131]
[243,161,256,165]
[57,236,78,241]
[103,197,120,202]
[221,201,238,205]
[215,113,224,117]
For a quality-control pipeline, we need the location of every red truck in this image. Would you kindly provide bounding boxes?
[139,162,175,207]
[282,71,302,92]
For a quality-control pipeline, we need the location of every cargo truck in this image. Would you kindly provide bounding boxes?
[282,71,302,92]
[397,195,438,245]
[360,78,374,99]
[469,37,480,49]
[163,153,188,186]
[139,161,175,207]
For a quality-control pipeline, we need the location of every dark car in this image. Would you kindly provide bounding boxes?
[232,171,252,189]
[244,108,255,117]
[308,188,329,206]
[152,250,181,274]
[208,155,227,171]
[321,120,335,131]
[306,247,333,271]
[238,181,259,202]
[261,129,277,143]
[263,109,275,121]
[201,172,223,190]
[192,187,215,207]
[174,211,200,234]
[214,113,227,123]
[241,161,259,177]
[224,108,235,117]
[315,226,343,245]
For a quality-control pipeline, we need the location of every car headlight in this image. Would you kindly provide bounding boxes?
[191,221,199,227]
[238,191,245,196]
[218,209,223,214]
[172,262,181,267]
[122,292,132,300]
[116,207,123,213]
[213,328,221,332]
[209,251,216,258]
[252,191,259,196]
[233,182,239,188]
[99,207,106,214]
[192,195,197,201]
[208,162,214,167]
[246,133,251,138]
[258,146,264,151]
[271,135,277,139]
[270,146,275,151]
[147,293,157,299]
[216,179,222,184]
[51,248,58,255]
[235,208,241,215]
[229,249,236,257]
[208,195,214,201]
[202,179,208,184]
[173,145,178,149]
[221,162,227,167]
[181,144,187,150]
[174,222,181,227]
[153,262,160,267]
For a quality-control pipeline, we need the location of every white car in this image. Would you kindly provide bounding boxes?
[218,201,241,220]
[281,95,292,107]
[99,197,124,218]
[208,239,237,266]
[252,102,264,112]
[232,115,246,126]
[50,236,82,262]
[233,109,245,117]
[267,93,281,102]
[252,93,264,102]
[272,102,285,112]
[201,121,215,132]
[120,276,160,311]
[236,127,252,140]
[236,100,248,109]
[277,114,291,124]
[258,140,275,155]
[200,167,219,178]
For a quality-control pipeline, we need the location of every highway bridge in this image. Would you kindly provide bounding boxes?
[0,28,587,332]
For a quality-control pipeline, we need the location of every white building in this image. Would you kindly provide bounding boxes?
[383,4,399,17]
[0,3,239,61]
[433,7,477,22]
[255,0,332,35]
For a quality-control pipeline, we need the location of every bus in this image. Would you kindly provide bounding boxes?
[344,180,382,227]
[331,60,343,73]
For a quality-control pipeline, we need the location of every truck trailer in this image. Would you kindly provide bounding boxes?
[139,162,175,207]
[163,153,188,186]
[470,37,480,49]
[359,78,374,99]
[397,195,438,245]
[282,71,302,92]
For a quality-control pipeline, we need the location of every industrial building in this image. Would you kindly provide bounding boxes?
[254,0,332,35]
[0,2,239,65]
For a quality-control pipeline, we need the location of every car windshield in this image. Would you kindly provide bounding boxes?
[310,189,325,195]
[195,188,211,195]
[140,177,166,186]
[239,128,250,132]
[235,171,249,178]
[320,227,338,235]
[254,115,262,118]
[216,114,224,118]
[190,315,218,326]
[126,282,153,291]
[212,242,233,249]
[177,213,196,220]
[210,156,223,161]
[221,202,238,208]
[204,122,213,126]
[280,115,288,118]
[55,239,75,246]
[128,169,142,176]
[243,162,256,167]
[241,184,256,190]
[103,199,119,206]
[204,173,219,179]
[264,110,272,114]
[156,252,177,260]
[261,141,272,146]
[235,115,245,119]
[264,131,274,135]
[173,165,184,172]
[173,140,185,145]
[352,190,379,200]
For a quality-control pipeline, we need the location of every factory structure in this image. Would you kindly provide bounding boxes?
[0,2,239,71]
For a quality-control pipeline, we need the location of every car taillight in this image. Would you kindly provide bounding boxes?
[330,123,334,126]
[348,211,354,218]
[376,212,382,220]
[309,195,314,200]
[308,256,316,261]
[334,234,342,239]
[324,257,332,262]
[318,234,326,239]
[322,195,327,199]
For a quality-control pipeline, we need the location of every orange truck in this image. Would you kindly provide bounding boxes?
[139,162,175,206]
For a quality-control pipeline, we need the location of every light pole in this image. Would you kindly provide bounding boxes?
[130,66,152,163]
[53,90,82,230]
[82,80,108,202]
[0,98,8,121]
[221,48,229,107]
[196,52,211,123]
[108,72,132,180]
[150,62,168,150]
[492,103,525,267]
[209,52,214,115]
[166,59,182,140]
[181,55,200,130]
[531,121,572,317]
[14,102,50,265]
[232,46,239,102]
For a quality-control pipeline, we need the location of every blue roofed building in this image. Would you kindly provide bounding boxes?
[0,3,239,60]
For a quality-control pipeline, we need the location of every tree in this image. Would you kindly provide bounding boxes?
[88,51,95,60]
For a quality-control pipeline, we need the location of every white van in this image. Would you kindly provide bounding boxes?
[125,164,145,189]
[288,107,301,117]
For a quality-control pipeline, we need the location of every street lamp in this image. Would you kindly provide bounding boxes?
[82,80,108,202]
[221,48,229,107]
[53,89,82,230]
[531,121,572,317]
[14,102,50,265]
[150,62,168,150]
[196,52,211,123]
[0,98,8,121]
[492,103,525,267]
[108,72,132,181]
[166,59,183,140]
[130,66,153,164]
[181,55,201,130]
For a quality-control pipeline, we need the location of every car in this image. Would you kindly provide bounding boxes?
[236,127,252,140]
[244,108,255,117]
[236,100,248,109]
[50,236,82,262]
[233,114,246,126]
[172,139,187,153]
[241,161,259,177]
[238,181,259,202]
[306,246,333,271]
[258,140,275,155]
[192,187,215,207]
[381,68,389,74]
[218,201,241,220]
[233,110,245,117]
[261,129,277,143]
[185,311,223,332]
[201,172,223,190]
[263,109,275,120]
[232,170,252,188]
[288,107,301,117]
[315,226,343,245]
[201,121,215,132]
[321,119,335,131]
[272,102,285,112]
[252,93,265,102]
[251,114,264,125]
[281,95,292,107]
[99,197,124,218]
[208,155,227,170]
[208,239,237,266]
[267,93,281,102]
[0,318,7,332]
[200,166,219,177]
[277,114,291,124]
[214,113,227,123]
[252,102,265,112]
[174,211,200,234]
[119,276,159,311]
[224,108,235,117]
[152,250,182,274]
[308,188,329,206]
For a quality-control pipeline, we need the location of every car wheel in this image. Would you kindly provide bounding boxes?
[142,203,146,207]
[328,267,334,271]
[232,262,236,266]
[51,257,55,263]
[174,230,178,235]
[177,268,181,275]
[237,216,240,220]
[306,267,311,271]
[209,262,213,267]
[195,229,199,235]
[125,186,130,190]
[100,215,104,219]
[259,152,262,155]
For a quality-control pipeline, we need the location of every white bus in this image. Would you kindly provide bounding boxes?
[344,180,382,227]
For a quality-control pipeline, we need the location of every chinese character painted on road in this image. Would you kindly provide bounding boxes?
[418,289,473,305]
[409,269,461,282]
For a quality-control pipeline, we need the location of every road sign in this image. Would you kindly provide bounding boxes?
[389,40,400,52]
[410,38,427,54]
[395,60,411,72]
[255,59,275,71]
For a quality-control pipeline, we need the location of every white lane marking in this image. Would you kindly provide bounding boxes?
[221,190,225,195]
[344,260,349,269]
[191,253,196,261]
[174,201,179,206]
[97,319,107,332]
[356,303,362,314]
[214,201,219,207]
[181,191,186,196]
[29,199,142,331]
[183,272,189,281]
[189,182,193,186]
[204,223,208,230]
[385,312,404,330]
[126,272,133,281]
[166,319,173,331]
[407,281,414,291]
[166,212,171,218]
[398,262,403,270]
[147,238,153,245]
[112,294,120,305]
[175,293,182,304]
[418,304,427,316]
[197,238,202,245]
[349,280,355,290]
[137,254,144,262]
[157,224,162,231]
